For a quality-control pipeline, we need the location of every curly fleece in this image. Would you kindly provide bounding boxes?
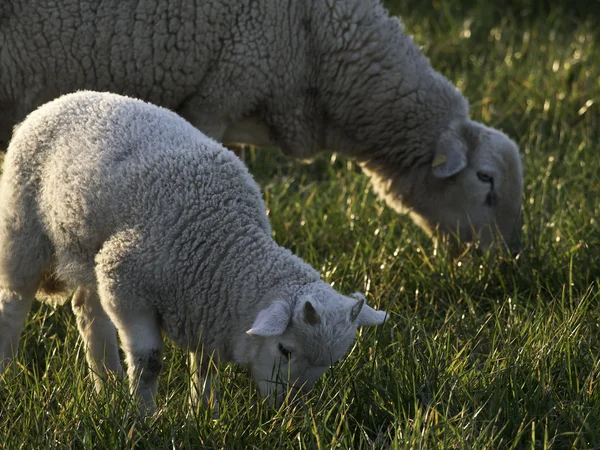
[0,91,387,412]
[0,0,523,249]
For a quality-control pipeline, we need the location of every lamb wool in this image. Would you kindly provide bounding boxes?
[0,91,387,414]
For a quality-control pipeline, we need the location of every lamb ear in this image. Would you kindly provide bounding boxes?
[246,302,291,337]
[432,132,468,179]
[304,301,320,325]
[354,304,388,327]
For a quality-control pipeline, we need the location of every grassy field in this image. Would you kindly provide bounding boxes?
[1,0,599,448]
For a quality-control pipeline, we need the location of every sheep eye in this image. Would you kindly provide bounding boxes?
[478,172,497,206]
[477,172,494,183]
[278,343,292,360]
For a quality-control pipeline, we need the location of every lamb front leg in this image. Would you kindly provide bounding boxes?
[97,303,164,416]
[189,349,220,416]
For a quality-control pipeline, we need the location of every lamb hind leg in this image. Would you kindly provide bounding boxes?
[0,287,36,375]
[71,286,123,391]
[0,210,52,375]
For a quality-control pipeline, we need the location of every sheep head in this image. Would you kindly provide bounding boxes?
[407,120,524,254]
[246,283,387,406]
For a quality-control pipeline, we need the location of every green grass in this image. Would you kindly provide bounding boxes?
[1,1,599,448]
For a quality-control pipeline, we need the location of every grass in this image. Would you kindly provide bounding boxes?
[1,0,599,448]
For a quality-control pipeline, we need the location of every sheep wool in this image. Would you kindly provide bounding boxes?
[0,91,387,413]
[0,0,523,252]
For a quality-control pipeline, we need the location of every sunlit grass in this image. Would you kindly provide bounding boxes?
[1,1,598,448]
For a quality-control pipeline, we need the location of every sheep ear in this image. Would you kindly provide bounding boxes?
[432,133,468,178]
[354,303,388,327]
[349,299,365,323]
[303,301,320,325]
[246,302,290,337]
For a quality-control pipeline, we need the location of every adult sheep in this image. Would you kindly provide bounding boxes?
[0,0,523,252]
[0,91,387,414]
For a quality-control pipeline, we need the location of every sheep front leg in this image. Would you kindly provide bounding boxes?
[71,286,123,391]
[189,350,220,415]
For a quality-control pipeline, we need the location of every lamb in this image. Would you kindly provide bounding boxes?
[0,0,523,252]
[0,91,387,414]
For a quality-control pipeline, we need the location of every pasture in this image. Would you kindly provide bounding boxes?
[0,0,598,448]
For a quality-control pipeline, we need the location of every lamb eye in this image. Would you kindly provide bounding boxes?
[477,172,493,183]
[278,343,292,360]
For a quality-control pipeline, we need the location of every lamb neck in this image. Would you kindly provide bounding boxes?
[156,229,320,358]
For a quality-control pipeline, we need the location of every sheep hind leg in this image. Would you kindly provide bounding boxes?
[71,286,123,392]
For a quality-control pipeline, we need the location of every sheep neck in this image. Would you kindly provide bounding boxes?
[312,3,466,159]
[309,0,470,215]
